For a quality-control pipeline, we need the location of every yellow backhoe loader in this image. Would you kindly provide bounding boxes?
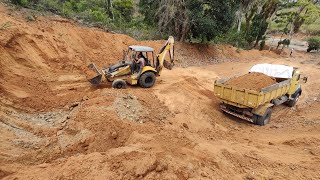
[87,36,174,89]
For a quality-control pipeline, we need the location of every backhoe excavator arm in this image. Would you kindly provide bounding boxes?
[156,36,174,76]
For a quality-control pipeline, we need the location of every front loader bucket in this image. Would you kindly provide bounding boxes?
[86,63,103,85]
[89,74,103,85]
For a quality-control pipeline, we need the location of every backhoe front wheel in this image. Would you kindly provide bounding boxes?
[112,79,127,89]
[139,72,156,88]
[253,108,272,126]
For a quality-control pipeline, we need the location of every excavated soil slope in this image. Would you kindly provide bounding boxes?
[1,4,320,180]
[225,72,277,90]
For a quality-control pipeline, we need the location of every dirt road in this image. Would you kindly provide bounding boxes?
[266,37,309,52]
[1,4,320,180]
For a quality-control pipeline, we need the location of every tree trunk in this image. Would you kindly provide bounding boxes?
[269,36,274,51]
[276,22,289,50]
[288,23,295,41]
[280,43,286,54]
[253,39,259,48]
[109,0,114,21]
[245,16,250,34]
[237,4,243,32]
[179,9,189,42]
[288,5,307,40]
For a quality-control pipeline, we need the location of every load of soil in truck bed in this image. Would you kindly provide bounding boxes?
[225,72,277,91]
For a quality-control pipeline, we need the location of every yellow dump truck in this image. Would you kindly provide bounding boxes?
[214,64,306,126]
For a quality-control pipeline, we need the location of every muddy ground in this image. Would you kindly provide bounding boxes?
[1,3,320,180]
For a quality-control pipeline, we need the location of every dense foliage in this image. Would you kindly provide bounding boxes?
[10,0,134,26]
[7,0,320,49]
[139,0,238,42]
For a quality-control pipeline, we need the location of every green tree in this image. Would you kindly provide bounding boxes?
[139,0,159,26]
[189,0,238,42]
[274,0,320,38]
[139,0,238,42]
[113,0,134,22]
[246,0,279,47]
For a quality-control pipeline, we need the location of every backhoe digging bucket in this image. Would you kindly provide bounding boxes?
[163,60,174,70]
[87,63,103,85]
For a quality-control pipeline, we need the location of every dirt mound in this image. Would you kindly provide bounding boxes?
[283,137,320,147]
[113,94,144,122]
[225,72,277,91]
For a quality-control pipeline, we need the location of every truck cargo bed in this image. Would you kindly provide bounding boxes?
[214,77,291,109]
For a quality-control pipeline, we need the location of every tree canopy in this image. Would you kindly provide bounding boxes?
[8,0,320,48]
[139,0,238,42]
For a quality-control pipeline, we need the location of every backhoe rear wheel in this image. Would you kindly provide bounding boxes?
[112,79,127,89]
[139,72,156,88]
[253,108,272,126]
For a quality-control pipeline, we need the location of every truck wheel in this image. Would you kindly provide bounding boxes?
[139,72,156,88]
[254,108,272,126]
[287,94,300,107]
[112,79,127,89]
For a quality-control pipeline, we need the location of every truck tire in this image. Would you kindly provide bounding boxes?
[112,79,127,89]
[139,72,156,88]
[254,108,272,126]
[287,94,300,107]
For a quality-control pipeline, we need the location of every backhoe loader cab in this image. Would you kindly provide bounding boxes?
[127,46,155,69]
[87,36,174,89]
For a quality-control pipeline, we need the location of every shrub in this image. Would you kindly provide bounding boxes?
[11,0,29,7]
[214,30,250,49]
[88,9,108,23]
[35,0,60,13]
[307,36,320,52]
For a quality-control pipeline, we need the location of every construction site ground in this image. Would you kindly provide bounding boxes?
[1,4,320,180]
